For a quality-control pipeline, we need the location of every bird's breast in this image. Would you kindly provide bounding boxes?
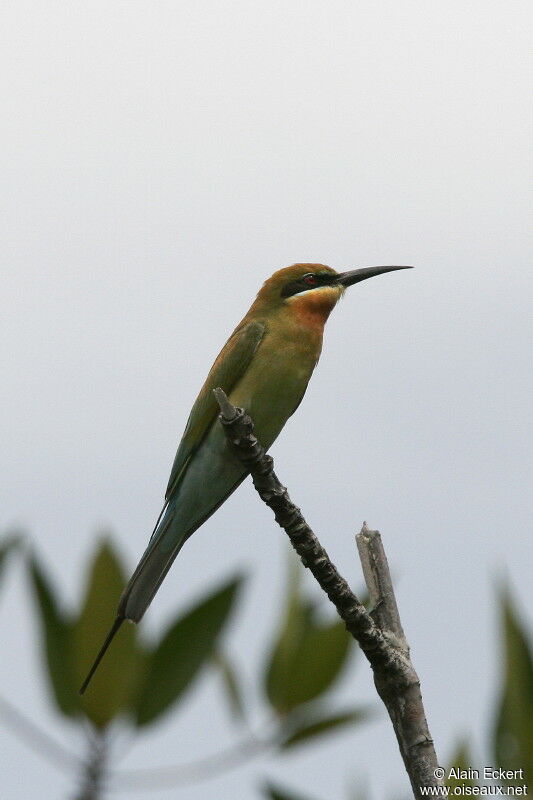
[229,319,323,450]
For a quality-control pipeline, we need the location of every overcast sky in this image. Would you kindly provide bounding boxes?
[1,1,532,798]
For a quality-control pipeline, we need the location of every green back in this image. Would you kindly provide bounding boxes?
[165,320,265,499]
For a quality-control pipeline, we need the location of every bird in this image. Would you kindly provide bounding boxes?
[80,262,412,693]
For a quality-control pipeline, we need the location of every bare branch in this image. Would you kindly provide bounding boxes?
[213,388,443,799]
[356,522,407,645]
[356,525,440,797]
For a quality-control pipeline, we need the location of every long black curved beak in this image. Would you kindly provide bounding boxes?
[334,265,413,287]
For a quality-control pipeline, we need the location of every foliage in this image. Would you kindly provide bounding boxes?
[265,558,350,714]
[445,740,477,791]
[133,574,242,727]
[263,782,321,800]
[7,529,530,800]
[492,585,533,785]
[0,534,368,798]
[262,556,367,751]
[261,584,533,800]
[29,537,242,730]
[259,580,533,800]
[442,584,533,795]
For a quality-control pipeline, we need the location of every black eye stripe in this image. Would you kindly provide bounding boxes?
[281,273,334,298]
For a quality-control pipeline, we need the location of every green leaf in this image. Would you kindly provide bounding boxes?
[213,650,245,721]
[0,533,23,589]
[263,782,322,800]
[27,554,79,717]
[280,706,369,749]
[265,555,352,714]
[263,783,324,800]
[133,574,244,727]
[446,739,477,789]
[72,537,142,728]
[492,585,533,785]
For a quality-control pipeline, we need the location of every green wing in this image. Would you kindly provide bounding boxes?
[165,320,265,500]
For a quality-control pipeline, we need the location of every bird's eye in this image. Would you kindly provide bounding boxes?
[303,274,318,286]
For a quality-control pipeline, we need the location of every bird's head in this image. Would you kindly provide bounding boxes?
[251,263,412,326]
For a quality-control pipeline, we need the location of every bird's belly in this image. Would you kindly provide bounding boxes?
[163,425,246,551]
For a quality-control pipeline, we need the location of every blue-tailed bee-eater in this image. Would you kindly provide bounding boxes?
[80,263,412,693]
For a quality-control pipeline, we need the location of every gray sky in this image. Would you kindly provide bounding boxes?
[1,1,532,798]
